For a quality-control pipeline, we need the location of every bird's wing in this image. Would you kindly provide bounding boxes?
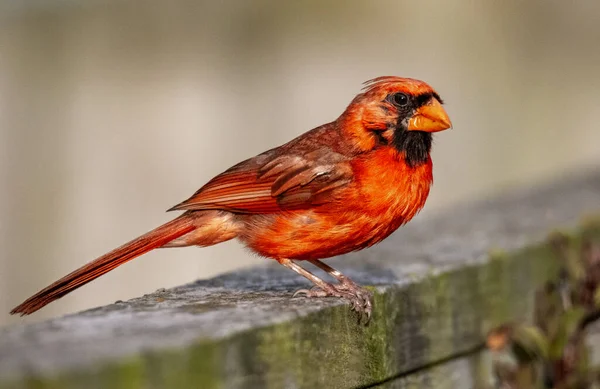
[168,148,354,214]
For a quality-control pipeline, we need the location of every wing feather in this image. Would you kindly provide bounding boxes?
[169,148,353,214]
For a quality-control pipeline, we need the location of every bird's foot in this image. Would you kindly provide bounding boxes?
[293,278,373,324]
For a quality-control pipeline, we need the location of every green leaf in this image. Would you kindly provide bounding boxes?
[512,325,549,361]
[548,307,587,359]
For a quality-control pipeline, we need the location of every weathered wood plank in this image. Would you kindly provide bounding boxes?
[372,353,487,389]
[375,322,600,388]
[1,171,599,388]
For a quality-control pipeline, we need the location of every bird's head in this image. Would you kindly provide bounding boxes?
[340,76,452,166]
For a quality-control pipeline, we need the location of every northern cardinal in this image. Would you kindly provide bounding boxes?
[11,76,451,320]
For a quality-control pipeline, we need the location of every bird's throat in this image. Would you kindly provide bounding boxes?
[392,131,432,168]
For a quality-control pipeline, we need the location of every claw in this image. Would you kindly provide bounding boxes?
[292,289,311,298]
[292,281,373,325]
[293,286,330,298]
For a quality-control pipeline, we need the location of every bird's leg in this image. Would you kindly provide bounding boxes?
[308,259,373,318]
[309,259,358,289]
[276,258,372,322]
[276,258,351,299]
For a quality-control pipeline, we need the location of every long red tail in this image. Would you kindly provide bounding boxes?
[10,215,196,316]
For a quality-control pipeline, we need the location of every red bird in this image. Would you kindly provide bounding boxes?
[11,77,451,320]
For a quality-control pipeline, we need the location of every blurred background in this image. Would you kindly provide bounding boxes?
[1,0,599,328]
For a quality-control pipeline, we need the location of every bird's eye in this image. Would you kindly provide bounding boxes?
[390,93,409,107]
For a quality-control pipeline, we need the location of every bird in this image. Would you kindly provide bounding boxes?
[10,76,451,321]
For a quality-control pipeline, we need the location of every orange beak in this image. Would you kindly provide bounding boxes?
[407,99,452,132]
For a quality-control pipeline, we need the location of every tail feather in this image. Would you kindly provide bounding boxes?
[10,215,196,316]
